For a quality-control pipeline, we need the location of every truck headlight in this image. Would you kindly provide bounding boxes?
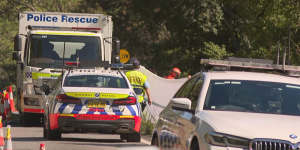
[25,83,35,95]
[205,132,249,148]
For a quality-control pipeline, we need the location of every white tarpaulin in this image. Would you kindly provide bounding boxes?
[138,66,187,120]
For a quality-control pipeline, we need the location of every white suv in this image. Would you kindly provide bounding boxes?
[151,59,300,150]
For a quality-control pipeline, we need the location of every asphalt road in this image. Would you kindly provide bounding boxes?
[5,126,151,150]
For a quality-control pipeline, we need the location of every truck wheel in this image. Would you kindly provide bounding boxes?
[20,113,43,126]
[20,113,30,126]
[44,115,61,140]
[126,132,141,142]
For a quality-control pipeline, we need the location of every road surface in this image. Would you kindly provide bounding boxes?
[7,126,150,150]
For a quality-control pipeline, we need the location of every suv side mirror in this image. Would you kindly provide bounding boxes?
[171,98,192,112]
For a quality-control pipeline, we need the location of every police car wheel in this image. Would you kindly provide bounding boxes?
[47,130,61,140]
[126,132,141,142]
[44,115,61,140]
[120,134,127,141]
[43,126,47,138]
[43,116,48,138]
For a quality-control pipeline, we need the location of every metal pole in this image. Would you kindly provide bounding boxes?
[277,42,280,65]
[283,47,286,71]
[288,27,291,65]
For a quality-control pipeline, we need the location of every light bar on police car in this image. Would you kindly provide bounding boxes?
[200,58,300,72]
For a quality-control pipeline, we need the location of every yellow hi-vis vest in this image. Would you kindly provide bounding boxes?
[125,70,147,103]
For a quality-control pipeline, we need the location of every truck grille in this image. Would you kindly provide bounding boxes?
[250,139,298,150]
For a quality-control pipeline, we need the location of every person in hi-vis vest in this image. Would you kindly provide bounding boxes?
[125,58,152,111]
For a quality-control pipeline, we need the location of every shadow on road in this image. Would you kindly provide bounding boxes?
[13,137,44,142]
[13,137,145,148]
[61,137,123,143]
[60,137,147,147]
[66,139,146,148]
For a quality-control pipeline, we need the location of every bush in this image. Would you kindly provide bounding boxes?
[140,113,154,135]
[201,41,229,59]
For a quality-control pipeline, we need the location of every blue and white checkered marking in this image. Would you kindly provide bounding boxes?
[25,72,32,78]
[54,102,140,116]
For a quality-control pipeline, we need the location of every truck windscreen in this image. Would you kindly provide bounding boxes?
[28,34,101,68]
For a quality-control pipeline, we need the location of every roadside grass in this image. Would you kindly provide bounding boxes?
[141,112,154,135]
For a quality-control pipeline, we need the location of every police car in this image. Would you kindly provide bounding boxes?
[43,67,142,142]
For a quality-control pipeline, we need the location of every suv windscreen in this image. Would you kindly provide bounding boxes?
[63,75,128,88]
[28,34,101,68]
[204,80,300,116]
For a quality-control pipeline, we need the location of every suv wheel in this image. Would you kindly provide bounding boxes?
[190,138,199,150]
[151,134,159,146]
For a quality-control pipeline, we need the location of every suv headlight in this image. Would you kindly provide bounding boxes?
[205,132,250,148]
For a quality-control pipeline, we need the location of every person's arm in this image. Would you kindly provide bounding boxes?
[144,81,152,105]
[145,88,152,105]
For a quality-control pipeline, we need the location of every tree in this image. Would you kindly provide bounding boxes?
[93,0,224,75]
[218,0,300,64]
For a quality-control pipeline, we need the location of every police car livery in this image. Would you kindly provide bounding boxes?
[43,67,142,142]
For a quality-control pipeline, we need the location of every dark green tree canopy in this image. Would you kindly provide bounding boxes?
[0,0,300,88]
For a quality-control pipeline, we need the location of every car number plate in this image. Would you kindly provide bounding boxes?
[87,100,106,108]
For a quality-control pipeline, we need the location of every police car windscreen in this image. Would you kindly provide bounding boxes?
[204,80,300,116]
[63,75,129,88]
[28,34,101,68]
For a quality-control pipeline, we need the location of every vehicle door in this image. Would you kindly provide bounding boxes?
[157,75,199,148]
[174,74,204,149]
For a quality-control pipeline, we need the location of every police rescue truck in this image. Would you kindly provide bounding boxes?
[13,12,119,123]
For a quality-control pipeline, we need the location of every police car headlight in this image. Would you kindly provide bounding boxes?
[204,132,249,148]
[25,83,35,95]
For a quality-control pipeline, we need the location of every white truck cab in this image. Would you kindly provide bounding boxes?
[13,12,120,124]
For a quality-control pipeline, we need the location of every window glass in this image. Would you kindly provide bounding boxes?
[63,75,128,88]
[187,77,203,111]
[174,76,199,98]
[28,34,101,68]
[204,80,300,116]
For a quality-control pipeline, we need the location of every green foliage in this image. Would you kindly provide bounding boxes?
[94,0,224,75]
[141,113,154,135]
[201,42,229,59]
[249,47,273,59]
[1,0,300,83]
